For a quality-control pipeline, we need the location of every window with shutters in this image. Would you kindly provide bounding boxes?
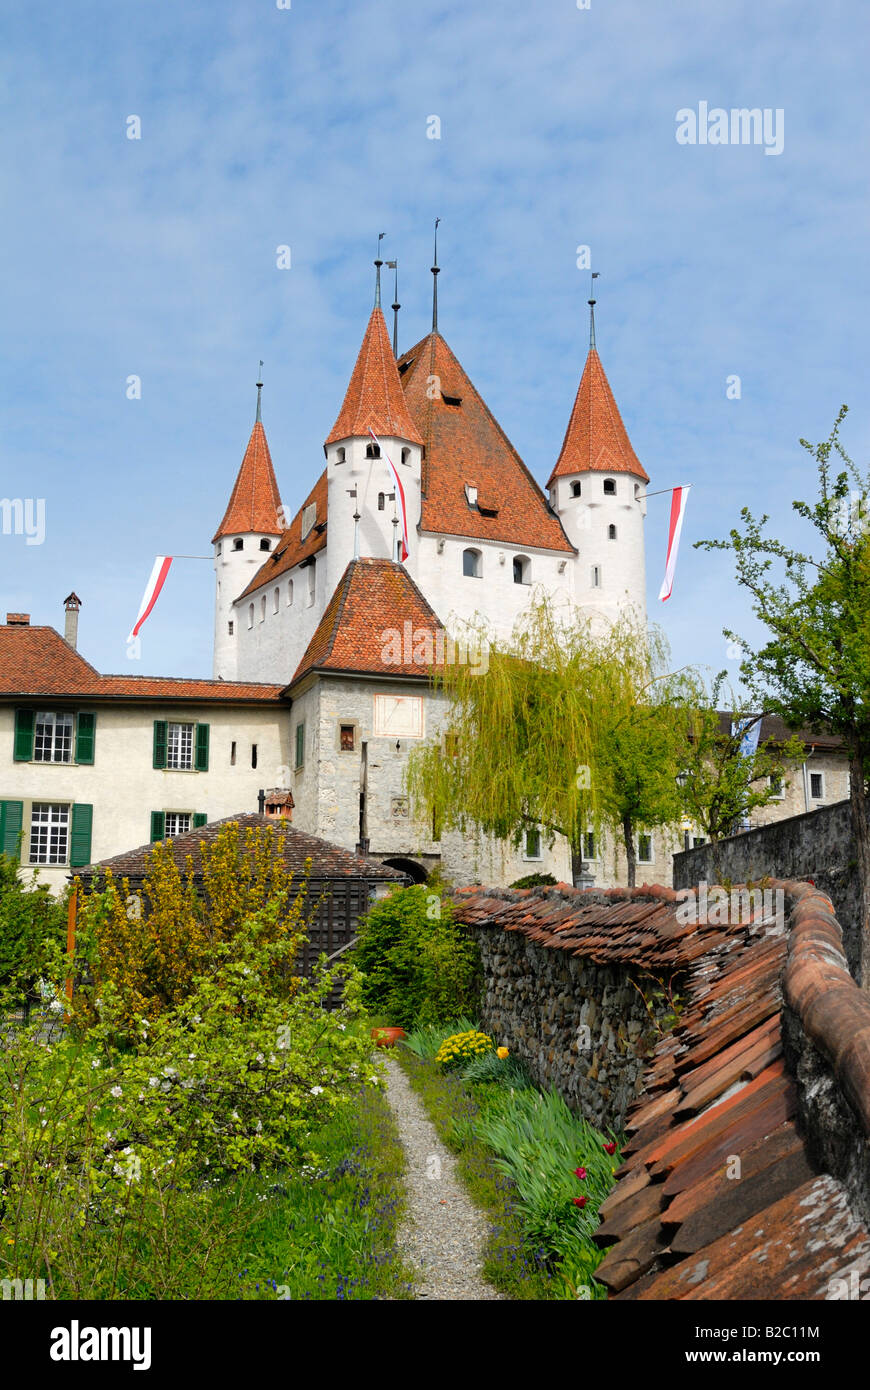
[0,801,23,858]
[167,723,194,770]
[29,802,70,865]
[34,712,74,763]
[164,812,191,838]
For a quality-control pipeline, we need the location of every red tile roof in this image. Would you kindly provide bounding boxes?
[325,308,423,448]
[452,879,870,1300]
[398,332,574,553]
[237,470,328,601]
[548,347,649,487]
[0,624,283,702]
[288,557,444,687]
[212,420,284,543]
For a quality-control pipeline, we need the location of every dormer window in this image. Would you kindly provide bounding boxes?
[465,484,478,508]
[365,442,380,459]
[301,503,316,541]
[233,538,244,552]
[571,482,582,498]
[335,446,346,464]
[260,538,271,551]
[603,478,616,496]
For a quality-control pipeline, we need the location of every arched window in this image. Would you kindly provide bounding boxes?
[260,538,271,551]
[462,548,482,578]
[401,447,411,465]
[365,441,381,459]
[377,492,385,511]
[247,603,254,629]
[513,555,531,585]
[287,579,294,606]
[260,595,266,622]
[608,524,617,540]
[591,565,602,588]
[335,446,346,464]
[216,541,222,555]
[571,481,582,498]
[273,587,280,613]
[603,478,616,496]
[233,538,244,552]
[634,483,641,500]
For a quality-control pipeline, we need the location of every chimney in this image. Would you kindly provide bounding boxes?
[6,613,30,625]
[63,592,82,648]
[263,789,294,820]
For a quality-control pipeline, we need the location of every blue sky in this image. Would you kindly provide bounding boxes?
[2,0,868,686]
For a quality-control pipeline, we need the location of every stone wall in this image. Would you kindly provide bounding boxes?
[467,922,677,1132]
[673,799,862,983]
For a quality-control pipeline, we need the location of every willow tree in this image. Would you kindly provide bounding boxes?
[406,597,689,888]
[697,407,870,986]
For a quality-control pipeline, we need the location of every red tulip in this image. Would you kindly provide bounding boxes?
[603,1141,617,1155]
[573,1166,587,1180]
[572,1195,588,1208]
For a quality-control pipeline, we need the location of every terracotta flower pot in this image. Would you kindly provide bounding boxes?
[371,1026,406,1049]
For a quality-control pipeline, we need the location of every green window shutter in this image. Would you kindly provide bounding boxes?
[0,801,24,859]
[153,720,167,769]
[13,709,35,761]
[75,711,96,764]
[69,804,93,868]
[194,723,210,771]
[150,811,166,843]
[295,722,305,768]
[193,812,207,829]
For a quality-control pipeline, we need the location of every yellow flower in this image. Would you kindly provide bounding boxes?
[497,1047,509,1060]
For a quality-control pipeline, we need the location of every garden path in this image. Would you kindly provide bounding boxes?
[383,1058,505,1300]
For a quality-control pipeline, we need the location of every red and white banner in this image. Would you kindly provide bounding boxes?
[127,556,172,642]
[369,429,409,562]
[658,486,690,602]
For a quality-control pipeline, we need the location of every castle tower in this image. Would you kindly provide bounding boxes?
[212,380,284,679]
[322,269,424,601]
[548,309,649,627]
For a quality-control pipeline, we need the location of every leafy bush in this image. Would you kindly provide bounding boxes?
[355,885,480,1030]
[0,853,67,1008]
[508,872,558,889]
[435,1029,493,1070]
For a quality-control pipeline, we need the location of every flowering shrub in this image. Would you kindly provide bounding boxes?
[435,1029,493,1070]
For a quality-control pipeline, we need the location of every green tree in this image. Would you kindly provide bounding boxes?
[407,597,691,888]
[0,854,67,1011]
[697,407,870,984]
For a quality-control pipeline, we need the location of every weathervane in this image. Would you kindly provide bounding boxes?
[375,232,385,307]
[431,217,441,332]
[588,272,600,348]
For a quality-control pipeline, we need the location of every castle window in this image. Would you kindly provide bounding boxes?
[513,555,531,585]
[340,724,355,752]
[260,596,266,622]
[247,603,254,629]
[365,442,381,459]
[591,565,601,588]
[608,524,617,540]
[809,771,825,800]
[335,447,346,464]
[295,722,305,769]
[462,548,482,579]
[287,579,294,605]
[233,538,244,551]
[401,447,411,465]
[571,481,582,498]
[230,741,236,766]
[216,541,222,555]
[272,587,279,613]
[584,830,598,861]
[378,492,385,511]
[307,561,316,606]
[260,538,271,552]
[227,620,233,636]
[637,833,654,865]
[251,744,258,769]
[634,483,641,499]
[523,826,542,860]
[603,478,616,496]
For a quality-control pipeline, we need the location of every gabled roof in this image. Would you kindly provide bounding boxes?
[325,307,423,448]
[237,470,328,602]
[398,332,574,553]
[212,420,283,543]
[548,347,649,487]
[85,813,406,882]
[288,557,444,688]
[0,623,283,703]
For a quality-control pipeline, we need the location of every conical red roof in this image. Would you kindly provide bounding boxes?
[325,308,423,447]
[548,348,648,487]
[212,420,283,543]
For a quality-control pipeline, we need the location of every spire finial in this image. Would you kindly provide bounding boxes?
[431,217,441,333]
[588,272,600,349]
[386,260,400,357]
[374,232,385,308]
[256,360,264,422]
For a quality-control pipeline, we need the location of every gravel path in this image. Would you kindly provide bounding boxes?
[383,1057,505,1300]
